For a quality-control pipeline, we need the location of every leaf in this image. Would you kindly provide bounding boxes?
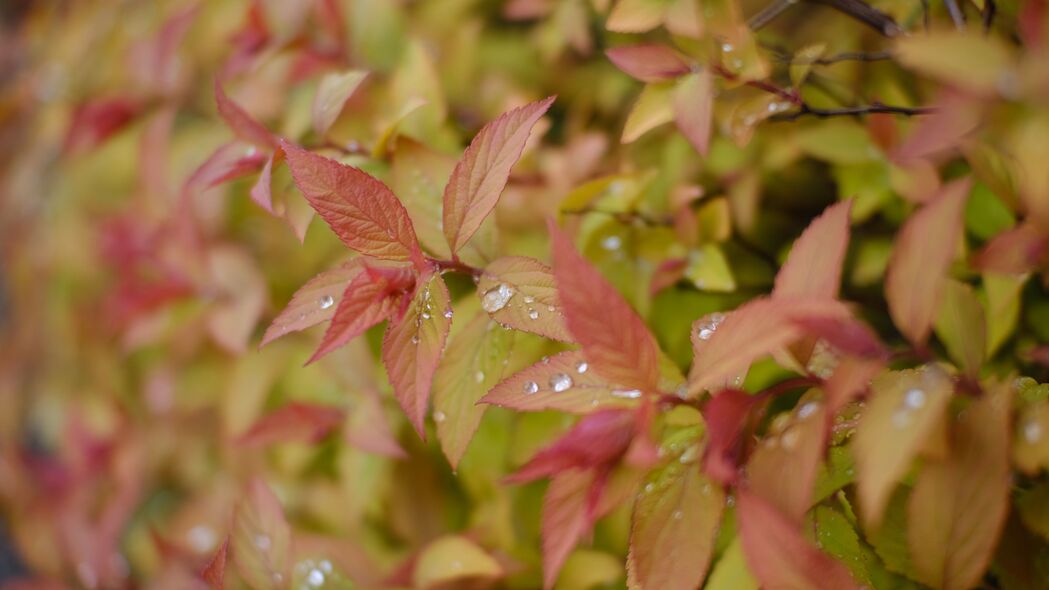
[382,274,452,437]
[984,273,1025,356]
[933,279,986,377]
[672,70,714,156]
[549,221,663,393]
[626,462,723,590]
[1013,400,1049,475]
[236,402,345,448]
[412,536,503,590]
[233,479,291,590]
[442,96,555,253]
[774,201,852,300]
[433,311,515,468]
[746,396,827,522]
[307,266,407,364]
[201,536,230,590]
[895,31,1014,95]
[184,142,268,195]
[606,44,690,82]
[975,222,1048,274]
[701,389,762,485]
[683,244,736,292]
[482,350,641,414]
[737,491,860,590]
[344,389,407,459]
[823,357,884,428]
[214,80,278,149]
[607,0,671,32]
[705,537,758,590]
[507,409,638,483]
[312,69,368,136]
[477,256,571,341]
[853,365,954,528]
[622,83,674,143]
[63,96,144,154]
[908,382,1012,590]
[206,246,266,354]
[885,177,971,346]
[542,470,600,590]
[687,297,851,396]
[282,141,424,265]
[260,259,363,347]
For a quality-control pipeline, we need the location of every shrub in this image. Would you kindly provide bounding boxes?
[1,0,1048,589]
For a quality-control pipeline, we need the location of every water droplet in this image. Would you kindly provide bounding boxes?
[550,373,573,392]
[547,305,555,312]
[612,389,642,399]
[421,310,431,320]
[722,42,734,52]
[433,411,446,422]
[319,294,335,310]
[1024,420,1043,444]
[781,428,800,450]
[528,308,539,320]
[524,381,539,394]
[903,388,926,409]
[797,402,819,420]
[474,371,485,383]
[320,560,333,573]
[576,361,588,374]
[245,145,258,157]
[187,525,217,552]
[410,334,420,345]
[346,140,361,151]
[679,445,700,464]
[673,510,684,520]
[307,568,325,587]
[644,483,655,493]
[482,283,515,313]
[726,495,736,507]
[698,327,714,340]
[255,534,272,551]
[601,235,623,251]
[524,295,535,304]
[443,309,453,319]
[77,562,98,589]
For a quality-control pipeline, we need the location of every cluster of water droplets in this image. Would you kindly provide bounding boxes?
[409,286,441,345]
[891,387,927,429]
[696,312,726,341]
[522,360,590,395]
[293,558,341,590]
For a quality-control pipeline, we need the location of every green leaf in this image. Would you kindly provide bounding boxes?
[933,279,986,377]
[683,244,736,292]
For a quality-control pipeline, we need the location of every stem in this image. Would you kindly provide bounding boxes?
[944,0,967,29]
[775,50,893,65]
[809,0,903,36]
[770,102,936,121]
[757,376,822,399]
[431,257,482,278]
[748,0,798,30]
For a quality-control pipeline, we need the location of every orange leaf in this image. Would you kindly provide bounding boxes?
[974,222,1048,274]
[773,200,852,300]
[606,44,690,82]
[481,350,640,414]
[477,256,571,341]
[737,491,861,590]
[201,536,229,590]
[507,409,638,483]
[214,80,278,149]
[236,402,345,448]
[549,221,662,393]
[541,469,608,590]
[260,259,362,347]
[687,297,851,396]
[854,365,954,527]
[233,479,291,590]
[307,266,408,364]
[184,142,268,195]
[381,274,452,437]
[626,463,723,590]
[311,70,368,137]
[908,382,1012,590]
[442,97,555,253]
[672,70,714,156]
[282,141,424,265]
[885,177,971,345]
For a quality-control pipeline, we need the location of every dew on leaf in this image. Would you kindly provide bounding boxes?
[433,411,446,422]
[482,283,514,312]
[523,295,535,304]
[601,235,623,251]
[550,373,573,392]
[523,381,539,394]
[318,294,335,310]
[528,308,539,320]
[611,388,642,399]
[903,388,926,409]
[255,534,272,551]
[474,371,485,383]
[443,309,453,319]
[187,525,216,553]
[576,361,588,374]
[1024,420,1042,444]
[797,401,819,420]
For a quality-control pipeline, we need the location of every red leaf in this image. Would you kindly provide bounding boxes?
[282,141,424,265]
[381,274,453,437]
[442,97,555,253]
[974,222,1048,274]
[790,315,887,360]
[672,71,714,156]
[476,256,571,341]
[549,221,662,393]
[701,389,762,485]
[606,45,690,82]
[737,491,861,590]
[687,297,851,396]
[236,402,345,448]
[885,177,971,345]
[261,259,362,347]
[214,80,278,149]
[184,142,268,195]
[64,96,143,154]
[541,469,606,590]
[481,350,641,414]
[307,266,407,364]
[201,536,230,590]
[507,409,637,484]
[773,200,852,300]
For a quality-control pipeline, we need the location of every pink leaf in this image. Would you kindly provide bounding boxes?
[311,70,368,137]
[701,389,762,485]
[737,491,861,590]
[549,220,663,393]
[236,402,345,448]
[184,142,268,196]
[885,177,971,345]
[282,141,424,265]
[260,259,363,347]
[381,274,452,437]
[974,222,1048,274]
[476,256,571,341]
[541,470,602,590]
[823,357,884,430]
[442,97,555,253]
[672,70,714,156]
[64,96,144,154]
[507,409,637,484]
[214,79,278,149]
[773,200,852,300]
[746,398,827,522]
[233,480,291,590]
[307,266,408,364]
[481,351,640,414]
[606,45,690,82]
[201,536,230,590]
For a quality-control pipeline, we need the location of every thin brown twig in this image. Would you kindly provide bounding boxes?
[774,50,893,65]
[769,102,937,121]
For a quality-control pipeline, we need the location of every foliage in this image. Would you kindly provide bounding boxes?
[2,0,1049,589]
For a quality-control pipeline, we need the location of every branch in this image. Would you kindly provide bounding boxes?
[774,50,893,65]
[748,0,798,30]
[770,102,937,121]
[943,0,967,29]
[808,0,903,36]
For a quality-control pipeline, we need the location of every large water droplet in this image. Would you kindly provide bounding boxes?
[903,388,926,409]
[1024,420,1043,444]
[482,283,514,313]
[421,310,431,320]
[410,334,420,345]
[523,381,539,394]
[780,427,800,450]
[528,308,539,320]
[443,309,453,319]
[433,411,446,423]
[576,361,588,374]
[319,294,335,310]
[797,401,819,420]
[307,567,325,587]
[612,389,642,399]
[474,371,485,383]
[550,373,573,392]
[601,235,623,251]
